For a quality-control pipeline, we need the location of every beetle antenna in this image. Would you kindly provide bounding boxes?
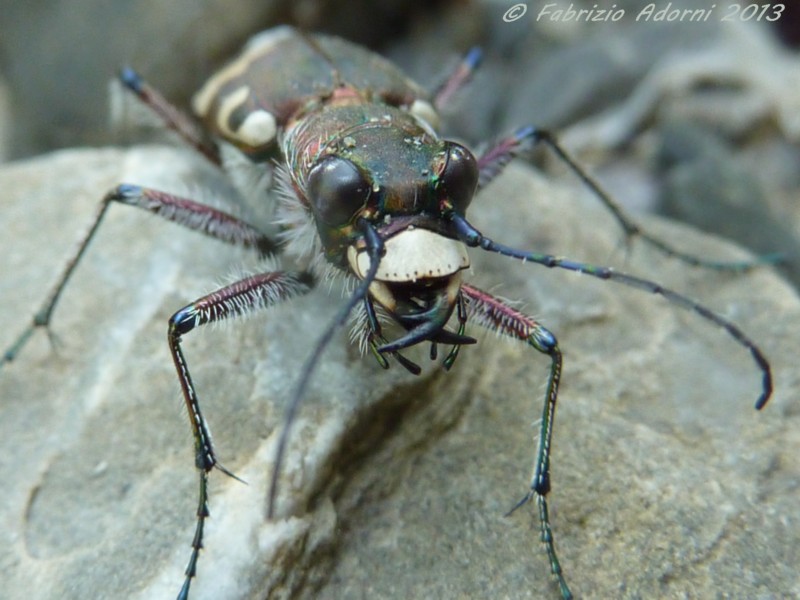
[450,213,773,411]
[267,219,385,518]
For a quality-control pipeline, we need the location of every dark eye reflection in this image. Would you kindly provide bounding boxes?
[436,143,478,215]
[306,156,371,225]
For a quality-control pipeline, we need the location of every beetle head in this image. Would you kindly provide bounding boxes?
[299,107,479,350]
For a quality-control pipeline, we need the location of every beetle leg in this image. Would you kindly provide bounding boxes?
[477,126,781,271]
[475,126,535,190]
[433,47,483,110]
[451,213,773,411]
[119,67,221,166]
[108,184,279,254]
[461,283,572,600]
[2,184,277,368]
[169,270,313,600]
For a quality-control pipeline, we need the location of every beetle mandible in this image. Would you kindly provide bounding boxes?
[2,26,774,599]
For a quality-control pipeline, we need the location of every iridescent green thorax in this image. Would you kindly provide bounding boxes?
[284,101,449,264]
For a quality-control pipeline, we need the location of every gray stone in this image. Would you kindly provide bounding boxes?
[1,147,798,600]
[657,121,800,287]
[501,19,719,132]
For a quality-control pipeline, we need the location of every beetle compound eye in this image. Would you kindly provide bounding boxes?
[436,142,478,215]
[306,156,371,225]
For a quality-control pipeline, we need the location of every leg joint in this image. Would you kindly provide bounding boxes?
[169,306,198,337]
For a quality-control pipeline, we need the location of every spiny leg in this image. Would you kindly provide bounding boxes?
[170,270,313,600]
[111,184,279,255]
[451,213,773,410]
[461,284,572,600]
[2,184,276,368]
[476,126,780,271]
[119,67,221,166]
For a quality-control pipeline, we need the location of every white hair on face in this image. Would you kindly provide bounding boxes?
[272,164,324,265]
[348,300,372,355]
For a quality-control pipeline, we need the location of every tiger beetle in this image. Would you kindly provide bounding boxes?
[1,26,776,599]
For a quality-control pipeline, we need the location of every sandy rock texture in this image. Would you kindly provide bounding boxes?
[1,146,797,599]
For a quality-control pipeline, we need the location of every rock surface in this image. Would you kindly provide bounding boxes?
[1,147,798,599]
